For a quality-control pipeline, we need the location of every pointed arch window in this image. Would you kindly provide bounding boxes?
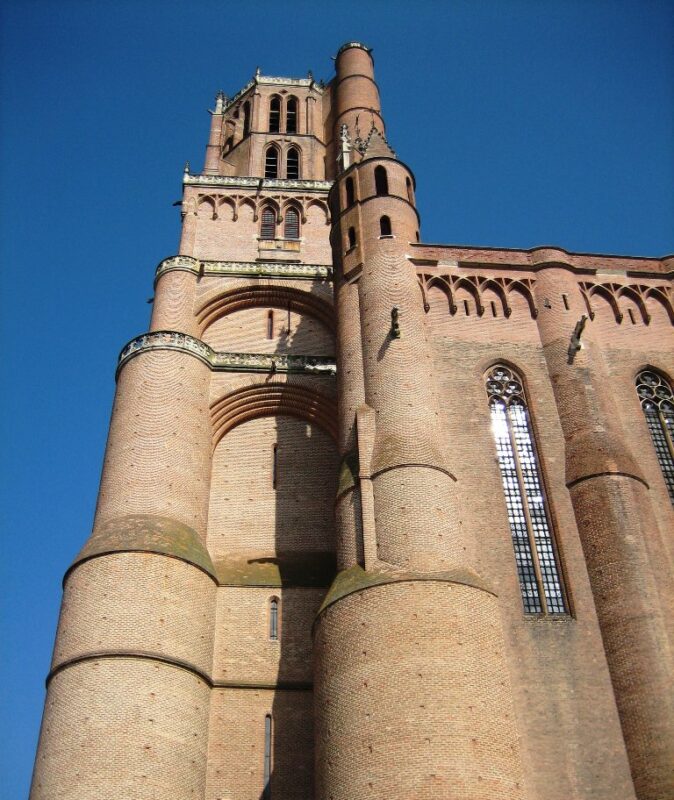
[269,96,281,133]
[286,96,298,133]
[260,206,276,239]
[636,370,674,503]
[284,207,300,239]
[486,365,567,615]
[379,215,392,236]
[374,165,389,196]
[265,146,279,178]
[286,147,300,179]
[269,597,279,640]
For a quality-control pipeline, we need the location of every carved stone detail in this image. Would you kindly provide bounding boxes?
[117,331,336,376]
[155,256,332,282]
[184,173,332,192]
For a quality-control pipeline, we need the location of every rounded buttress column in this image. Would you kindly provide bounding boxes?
[533,266,674,800]
[31,307,215,798]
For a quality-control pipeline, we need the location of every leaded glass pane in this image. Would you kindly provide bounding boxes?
[636,370,674,504]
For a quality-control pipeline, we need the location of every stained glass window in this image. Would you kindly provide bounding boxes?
[636,370,674,504]
[486,365,567,614]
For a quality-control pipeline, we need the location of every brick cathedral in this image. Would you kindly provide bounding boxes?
[31,43,674,800]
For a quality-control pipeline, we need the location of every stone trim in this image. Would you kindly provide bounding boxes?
[184,173,332,192]
[117,331,337,377]
[155,255,332,283]
[47,651,312,691]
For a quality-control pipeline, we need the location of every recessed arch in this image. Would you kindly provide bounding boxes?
[196,285,335,335]
[616,285,650,324]
[644,287,674,324]
[210,383,338,449]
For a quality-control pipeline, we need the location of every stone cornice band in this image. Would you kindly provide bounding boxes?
[117,331,337,378]
[184,173,332,192]
[155,255,333,284]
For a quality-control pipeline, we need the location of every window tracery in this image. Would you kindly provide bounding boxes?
[636,370,674,503]
[486,365,567,615]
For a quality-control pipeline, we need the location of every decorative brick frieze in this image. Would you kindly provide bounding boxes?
[117,330,336,377]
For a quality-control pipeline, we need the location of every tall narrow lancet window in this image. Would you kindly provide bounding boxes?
[284,207,300,239]
[286,96,298,133]
[286,147,300,179]
[269,597,279,640]
[269,96,281,133]
[636,370,674,503]
[345,177,355,208]
[379,215,392,236]
[374,165,389,196]
[260,206,276,239]
[265,146,279,178]
[242,101,251,136]
[486,365,567,615]
[263,714,272,800]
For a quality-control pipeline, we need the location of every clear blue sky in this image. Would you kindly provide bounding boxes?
[1,1,672,795]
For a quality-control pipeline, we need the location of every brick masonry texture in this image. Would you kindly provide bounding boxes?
[31,41,673,800]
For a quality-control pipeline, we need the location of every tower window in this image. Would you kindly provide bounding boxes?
[374,165,389,196]
[260,206,276,239]
[345,177,355,208]
[243,101,251,137]
[269,96,281,133]
[406,176,414,204]
[379,215,392,236]
[486,365,567,615]
[284,207,300,239]
[286,96,298,133]
[269,597,279,640]
[265,147,279,179]
[636,370,674,503]
[347,227,356,249]
[562,293,570,311]
[266,310,274,339]
[272,443,278,488]
[286,147,300,180]
[263,714,272,800]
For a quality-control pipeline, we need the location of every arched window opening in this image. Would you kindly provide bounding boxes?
[374,165,389,196]
[269,96,281,133]
[260,206,276,239]
[286,147,300,180]
[486,365,567,615]
[347,227,356,249]
[345,177,355,208]
[263,714,273,800]
[379,215,392,236]
[636,370,674,503]
[284,207,300,239]
[406,176,414,204]
[242,101,251,137]
[286,96,298,133]
[265,147,279,179]
[269,597,279,640]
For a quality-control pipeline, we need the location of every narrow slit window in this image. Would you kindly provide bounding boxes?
[491,301,497,318]
[486,364,567,615]
[260,206,276,239]
[272,444,278,489]
[379,215,392,236]
[406,176,414,204]
[269,96,281,133]
[374,165,389,196]
[269,598,279,641]
[243,101,251,137]
[463,299,470,316]
[345,177,355,208]
[263,714,272,800]
[286,147,300,179]
[347,227,356,249]
[265,147,279,179]
[286,96,298,133]
[628,308,636,325]
[284,207,300,239]
[562,293,570,311]
[266,310,274,339]
[636,370,674,503]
